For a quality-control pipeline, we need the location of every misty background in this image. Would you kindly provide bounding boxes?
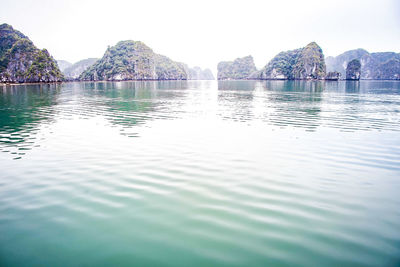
[1,0,399,73]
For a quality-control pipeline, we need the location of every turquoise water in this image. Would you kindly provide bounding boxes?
[0,80,399,266]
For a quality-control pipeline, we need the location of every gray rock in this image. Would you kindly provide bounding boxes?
[346,59,361,80]
[326,49,400,80]
[63,58,98,79]
[57,60,72,72]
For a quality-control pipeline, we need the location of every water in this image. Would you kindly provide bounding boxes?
[0,80,399,266]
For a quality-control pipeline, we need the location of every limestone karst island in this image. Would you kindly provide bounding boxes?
[1,23,399,83]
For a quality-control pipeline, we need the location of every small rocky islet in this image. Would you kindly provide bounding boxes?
[0,23,399,83]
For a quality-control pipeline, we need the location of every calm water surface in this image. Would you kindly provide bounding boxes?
[0,80,399,266]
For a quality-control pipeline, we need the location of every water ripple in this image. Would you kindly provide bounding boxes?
[1,81,400,266]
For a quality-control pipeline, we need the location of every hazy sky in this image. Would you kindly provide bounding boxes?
[1,0,399,71]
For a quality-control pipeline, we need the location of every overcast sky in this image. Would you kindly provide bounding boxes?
[1,0,399,72]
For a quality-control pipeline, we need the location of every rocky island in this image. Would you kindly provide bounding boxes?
[217,56,257,80]
[346,59,361,80]
[326,49,400,80]
[325,71,341,81]
[57,60,72,72]
[80,40,188,81]
[0,23,63,83]
[251,42,326,80]
[187,66,214,80]
[1,21,399,83]
[61,58,99,80]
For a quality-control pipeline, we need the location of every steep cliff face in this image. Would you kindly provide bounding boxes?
[217,56,257,80]
[187,66,214,80]
[346,59,361,80]
[293,42,326,79]
[325,49,368,78]
[256,42,325,80]
[326,49,400,79]
[63,58,98,79]
[0,23,63,83]
[80,40,187,81]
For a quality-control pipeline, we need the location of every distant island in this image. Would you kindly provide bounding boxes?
[326,49,400,80]
[59,58,99,79]
[217,55,257,80]
[0,23,399,84]
[217,42,400,81]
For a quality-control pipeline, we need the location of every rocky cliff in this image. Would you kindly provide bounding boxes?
[0,23,63,83]
[326,49,400,80]
[217,56,257,80]
[80,40,187,81]
[63,58,98,79]
[254,42,326,80]
[293,42,326,79]
[346,59,361,80]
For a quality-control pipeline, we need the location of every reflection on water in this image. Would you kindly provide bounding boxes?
[1,80,400,159]
[0,81,400,266]
[0,84,61,159]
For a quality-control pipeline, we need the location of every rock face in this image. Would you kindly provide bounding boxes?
[326,49,400,80]
[346,59,361,80]
[80,40,187,81]
[374,59,400,80]
[63,58,98,79]
[217,56,257,80]
[256,42,326,80]
[293,42,326,79]
[325,71,341,80]
[0,23,63,83]
[187,66,214,80]
[57,60,72,72]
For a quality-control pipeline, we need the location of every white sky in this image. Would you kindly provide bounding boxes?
[1,0,399,72]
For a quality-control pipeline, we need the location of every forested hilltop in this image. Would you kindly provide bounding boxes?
[217,42,326,80]
[255,42,326,80]
[0,23,63,83]
[217,56,257,80]
[80,41,188,81]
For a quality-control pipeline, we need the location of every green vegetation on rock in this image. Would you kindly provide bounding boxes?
[80,40,187,81]
[0,23,63,83]
[293,42,326,79]
[346,59,361,80]
[255,42,326,80]
[217,56,257,80]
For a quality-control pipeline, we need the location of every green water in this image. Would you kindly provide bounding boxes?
[0,80,399,266]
